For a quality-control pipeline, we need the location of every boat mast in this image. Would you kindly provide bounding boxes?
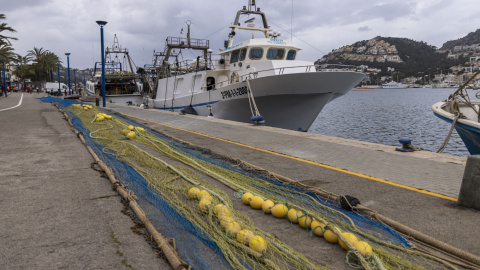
[226,0,271,48]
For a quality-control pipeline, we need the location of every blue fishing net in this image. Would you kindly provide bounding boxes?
[39,97,411,270]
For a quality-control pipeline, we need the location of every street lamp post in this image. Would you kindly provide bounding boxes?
[74,69,76,94]
[96,20,108,107]
[65,53,71,95]
[57,63,61,96]
[2,60,7,97]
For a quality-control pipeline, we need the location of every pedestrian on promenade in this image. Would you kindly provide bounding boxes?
[27,86,30,93]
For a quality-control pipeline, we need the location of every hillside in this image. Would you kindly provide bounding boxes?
[440,29,480,51]
[316,36,468,78]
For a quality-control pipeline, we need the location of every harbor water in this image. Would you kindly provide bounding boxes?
[309,88,472,157]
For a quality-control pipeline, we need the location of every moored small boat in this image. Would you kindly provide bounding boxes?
[432,70,480,155]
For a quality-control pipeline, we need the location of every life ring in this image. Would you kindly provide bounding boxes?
[230,71,239,83]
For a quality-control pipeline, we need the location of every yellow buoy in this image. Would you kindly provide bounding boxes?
[249,236,267,253]
[226,222,241,237]
[249,196,264,209]
[324,226,339,244]
[96,116,105,121]
[297,212,312,229]
[354,241,373,257]
[339,232,358,251]
[188,187,200,199]
[220,216,235,229]
[242,192,253,204]
[198,199,211,213]
[262,200,275,214]
[128,125,134,130]
[196,190,209,201]
[287,208,299,223]
[136,127,145,132]
[84,107,88,111]
[237,229,254,245]
[271,204,288,218]
[199,192,213,202]
[105,115,112,119]
[217,210,231,220]
[213,204,228,215]
[121,129,128,135]
[127,131,136,140]
[311,220,326,236]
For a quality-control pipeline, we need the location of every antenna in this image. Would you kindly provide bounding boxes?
[291,0,293,41]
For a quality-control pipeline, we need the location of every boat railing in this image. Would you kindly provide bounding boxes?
[200,64,316,91]
[166,37,209,49]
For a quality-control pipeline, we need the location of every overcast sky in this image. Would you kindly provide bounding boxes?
[4,0,480,70]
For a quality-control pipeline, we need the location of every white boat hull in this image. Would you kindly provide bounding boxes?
[148,71,365,131]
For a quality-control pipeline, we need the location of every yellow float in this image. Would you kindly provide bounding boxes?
[261,200,274,214]
[226,222,241,237]
[188,187,200,199]
[287,208,299,223]
[249,236,267,253]
[270,204,288,218]
[249,196,264,210]
[339,232,358,251]
[311,220,326,236]
[237,229,254,245]
[241,192,253,204]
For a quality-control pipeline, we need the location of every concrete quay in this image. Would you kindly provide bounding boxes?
[1,92,479,269]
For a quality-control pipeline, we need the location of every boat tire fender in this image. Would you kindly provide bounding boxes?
[339,195,361,211]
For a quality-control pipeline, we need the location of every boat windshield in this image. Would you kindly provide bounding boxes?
[287,49,296,60]
[230,50,240,63]
[249,48,263,60]
[239,48,247,61]
[267,48,285,60]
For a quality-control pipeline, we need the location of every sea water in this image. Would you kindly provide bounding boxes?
[309,88,474,157]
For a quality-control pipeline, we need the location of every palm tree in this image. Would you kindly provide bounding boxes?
[0,14,17,92]
[27,47,49,82]
[0,14,17,45]
[43,52,62,82]
[12,54,34,91]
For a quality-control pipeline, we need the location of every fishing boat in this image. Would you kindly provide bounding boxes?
[144,1,365,131]
[86,34,143,105]
[432,70,480,155]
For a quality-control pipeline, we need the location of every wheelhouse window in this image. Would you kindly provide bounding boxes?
[249,48,263,60]
[267,48,285,60]
[239,48,247,61]
[230,50,240,63]
[287,50,297,60]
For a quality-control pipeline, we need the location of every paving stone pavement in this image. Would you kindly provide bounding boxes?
[108,103,466,200]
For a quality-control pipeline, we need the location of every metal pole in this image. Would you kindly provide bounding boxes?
[57,63,61,96]
[2,60,7,97]
[100,25,106,107]
[74,69,76,94]
[66,53,71,95]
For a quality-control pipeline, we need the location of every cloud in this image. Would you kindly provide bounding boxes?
[3,0,480,68]
[358,26,372,32]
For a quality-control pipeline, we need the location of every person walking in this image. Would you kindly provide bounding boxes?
[26,86,30,94]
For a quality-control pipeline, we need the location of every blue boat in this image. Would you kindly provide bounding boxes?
[432,70,480,155]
